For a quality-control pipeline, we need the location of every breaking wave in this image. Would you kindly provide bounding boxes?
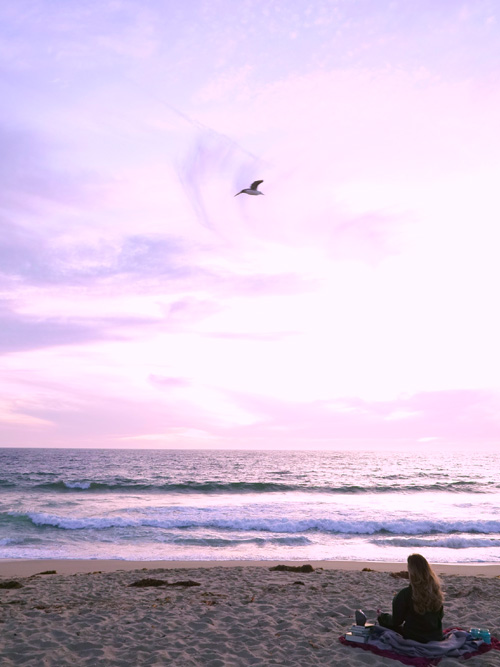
[7,511,500,537]
[31,479,486,494]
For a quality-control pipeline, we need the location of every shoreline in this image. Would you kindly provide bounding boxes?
[2,558,500,578]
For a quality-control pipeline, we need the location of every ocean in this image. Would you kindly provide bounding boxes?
[1,448,499,564]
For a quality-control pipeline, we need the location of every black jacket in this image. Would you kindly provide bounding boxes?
[392,585,443,643]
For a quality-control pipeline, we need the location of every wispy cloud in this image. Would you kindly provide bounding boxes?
[178,130,263,230]
[1,1,499,449]
[0,300,107,353]
[203,331,298,342]
[0,124,99,214]
[0,298,161,354]
[149,374,191,389]
[0,223,197,286]
[213,388,500,447]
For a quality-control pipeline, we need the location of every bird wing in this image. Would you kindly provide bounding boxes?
[250,180,263,190]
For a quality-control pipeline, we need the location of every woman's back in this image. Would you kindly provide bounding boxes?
[378,554,444,643]
[393,585,443,643]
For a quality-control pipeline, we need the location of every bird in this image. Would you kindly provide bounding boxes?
[234,180,264,196]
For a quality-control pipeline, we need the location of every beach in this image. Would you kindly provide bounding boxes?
[1,560,499,666]
[2,450,500,664]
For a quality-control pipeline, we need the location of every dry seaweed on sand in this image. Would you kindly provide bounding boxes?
[269,564,315,573]
[164,580,201,587]
[128,578,201,588]
[0,581,23,589]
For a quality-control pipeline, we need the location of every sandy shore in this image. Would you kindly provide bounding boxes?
[2,559,500,578]
[1,560,499,666]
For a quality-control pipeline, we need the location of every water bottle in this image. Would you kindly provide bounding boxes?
[480,629,491,644]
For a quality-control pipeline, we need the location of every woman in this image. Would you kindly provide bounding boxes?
[377,554,444,643]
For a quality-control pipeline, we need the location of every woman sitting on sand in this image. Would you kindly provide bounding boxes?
[377,554,444,643]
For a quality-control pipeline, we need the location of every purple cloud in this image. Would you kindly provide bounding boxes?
[0,300,111,354]
[0,221,199,286]
[203,331,298,342]
[0,299,162,355]
[149,374,191,389]
[216,389,500,446]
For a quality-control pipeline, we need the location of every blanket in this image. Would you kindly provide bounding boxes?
[339,626,500,667]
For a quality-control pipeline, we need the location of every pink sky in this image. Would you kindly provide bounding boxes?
[1,0,500,450]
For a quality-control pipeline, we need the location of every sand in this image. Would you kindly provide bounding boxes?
[1,560,499,666]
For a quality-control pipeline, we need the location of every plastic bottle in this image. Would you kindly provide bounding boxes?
[480,629,491,644]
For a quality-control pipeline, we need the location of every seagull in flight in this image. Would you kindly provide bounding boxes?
[234,180,264,197]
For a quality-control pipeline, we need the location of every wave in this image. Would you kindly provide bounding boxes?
[0,536,43,547]
[8,511,500,536]
[0,537,17,546]
[30,479,488,494]
[374,536,500,549]
[170,536,311,547]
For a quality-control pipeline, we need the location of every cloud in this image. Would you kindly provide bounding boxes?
[0,217,201,286]
[216,388,500,446]
[0,299,162,355]
[217,271,316,297]
[0,385,221,448]
[0,2,159,76]
[177,130,263,230]
[149,374,191,389]
[203,331,298,342]
[111,234,195,278]
[0,217,49,285]
[1,1,499,452]
[0,124,103,214]
[0,300,112,354]
[328,211,402,263]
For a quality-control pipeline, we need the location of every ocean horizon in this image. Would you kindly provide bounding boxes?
[1,447,499,564]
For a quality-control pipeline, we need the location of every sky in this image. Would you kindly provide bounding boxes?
[1,0,500,450]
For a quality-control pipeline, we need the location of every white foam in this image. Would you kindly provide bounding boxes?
[375,536,500,549]
[18,510,500,535]
[64,481,92,489]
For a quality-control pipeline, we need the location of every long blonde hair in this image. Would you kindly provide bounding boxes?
[407,554,443,615]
